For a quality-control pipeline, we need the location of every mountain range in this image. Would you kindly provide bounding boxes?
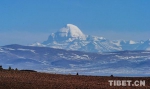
[0,44,150,76]
[0,24,150,76]
[31,24,150,53]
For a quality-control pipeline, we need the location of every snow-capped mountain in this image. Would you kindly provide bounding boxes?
[111,40,142,50]
[31,24,149,52]
[1,24,149,76]
[136,39,150,50]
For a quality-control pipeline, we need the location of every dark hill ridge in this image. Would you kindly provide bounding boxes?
[0,44,150,76]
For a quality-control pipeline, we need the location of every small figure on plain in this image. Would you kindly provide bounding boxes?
[110,74,114,77]
[8,66,11,71]
[0,65,3,70]
[76,72,79,75]
[15,68,18,71]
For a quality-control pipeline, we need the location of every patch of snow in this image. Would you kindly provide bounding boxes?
[30,50,36,53]
[4,48,15,50]
[17,48,36,53]
[146,47,150,50]
[129,40,136,44]
[30,42,45,47]
[17,48,30,51]
[141,51,150,53]
[115,55,148,60]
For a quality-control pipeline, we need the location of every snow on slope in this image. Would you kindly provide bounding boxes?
[58,24,86,39]
[40,24,122,52]
[137,39,150,50]
[1,44,150,76]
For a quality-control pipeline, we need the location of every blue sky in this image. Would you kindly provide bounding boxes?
[0,0,150,45]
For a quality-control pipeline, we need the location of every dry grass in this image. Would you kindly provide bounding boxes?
[0,70,149,89]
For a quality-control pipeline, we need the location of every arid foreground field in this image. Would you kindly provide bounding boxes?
[0,70,150,89]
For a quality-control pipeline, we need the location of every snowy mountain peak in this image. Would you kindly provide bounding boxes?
[36,24,150,53]
[58,24,86,39]
[42,24,87,44]
[128,40,136,44]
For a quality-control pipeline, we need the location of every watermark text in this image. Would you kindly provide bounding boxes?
[108,80,145,86]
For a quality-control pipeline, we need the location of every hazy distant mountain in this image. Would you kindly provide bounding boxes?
[31,24,150,52]
[136,39,150,50]
[0,44,150,76]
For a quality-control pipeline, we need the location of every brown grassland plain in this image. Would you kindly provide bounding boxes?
[0,70,150,89]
